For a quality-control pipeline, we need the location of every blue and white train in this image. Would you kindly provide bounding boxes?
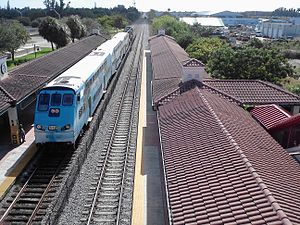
[34,31,131,145]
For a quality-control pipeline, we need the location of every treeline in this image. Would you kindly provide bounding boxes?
[0,4,140,27]
[0,1,140,62]
[151,15,295,85]
[272,7,300,17]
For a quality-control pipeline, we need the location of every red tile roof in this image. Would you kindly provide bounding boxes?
[149,35,210,106]
[0,35,106,115]
[149,35,300,108]
[250,104,291,130]
[0,84,15,115]
[149,35,190,80]
[158,87,300,224]
[203,79,300,105]
[270,113,300,132]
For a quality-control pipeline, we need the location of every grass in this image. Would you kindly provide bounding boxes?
[7,47,53,70]
[280,76,300,95]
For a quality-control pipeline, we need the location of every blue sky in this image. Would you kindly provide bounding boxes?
[2,0,300,12]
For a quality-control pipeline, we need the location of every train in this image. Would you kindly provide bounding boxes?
[34,30,132,146]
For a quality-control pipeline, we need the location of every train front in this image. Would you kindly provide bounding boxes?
[34,87,76,145]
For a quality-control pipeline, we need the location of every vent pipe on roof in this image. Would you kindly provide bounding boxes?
[182,58,205,83]
[0,55,8,80]
[158,29,166,36]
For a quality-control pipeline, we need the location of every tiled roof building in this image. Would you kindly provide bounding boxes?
[159,86,300,224]
[149,34,300,224]
[149,35,300,109]
[203,80,300,106]
[149,35,210,106]
[0,35,106,115]
[250,105,291,130]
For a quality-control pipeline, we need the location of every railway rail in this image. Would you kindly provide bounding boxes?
[80,30,144,225]
[0,23,146,225]
[0,147,72,225]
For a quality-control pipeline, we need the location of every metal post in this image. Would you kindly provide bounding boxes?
[15,8,22,17]
[34,44,37,58]
[50,8,61,19]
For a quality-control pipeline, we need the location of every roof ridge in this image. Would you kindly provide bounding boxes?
[155,80,202,108]
[202,82,242,105]
[197,88,293,225]
[0,84,16,103]
[162,36,186,67]
[259,80,300,100]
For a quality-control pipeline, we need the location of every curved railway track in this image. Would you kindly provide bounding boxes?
[80,30,144,225]
[0,147,72,225]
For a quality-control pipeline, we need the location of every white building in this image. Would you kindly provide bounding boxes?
[259,19,300,39]
[180,17,225,27]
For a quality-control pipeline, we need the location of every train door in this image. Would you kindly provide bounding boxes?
[88,97,92,117]
[103,75,106,92]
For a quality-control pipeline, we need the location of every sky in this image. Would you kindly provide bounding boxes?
[1,0,300,13]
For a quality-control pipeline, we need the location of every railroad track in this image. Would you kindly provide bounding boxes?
[0,147,72,225]
[80,30,144,225]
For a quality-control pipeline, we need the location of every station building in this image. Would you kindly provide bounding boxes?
[149,33,300,224]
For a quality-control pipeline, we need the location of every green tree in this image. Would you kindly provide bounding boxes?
[0,20,30,61]
[247,38,264,48]
[98,14,128,31]
[147,9,157,22]
[66,15,86,42]
[98,15,114,30]
[207,46,294,83]
[191,23,214,37]
[43,0,55,11]
[82,18,102,35]
[152,15,194,48]
[112,14,128,29]
[38,16,70,50]
[126,7,140,22]
[18,17,31,26]
[186,37,226,63]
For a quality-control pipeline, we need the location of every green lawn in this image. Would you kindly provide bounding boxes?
[7,47,53,70]
[281,76,300,95]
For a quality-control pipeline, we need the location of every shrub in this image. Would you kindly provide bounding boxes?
[31,20,40,28]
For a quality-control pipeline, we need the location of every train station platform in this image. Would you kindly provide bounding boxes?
[0,128,37,199]
[132,50,168,225]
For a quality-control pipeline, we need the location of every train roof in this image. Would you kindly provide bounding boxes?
[111,32,128,40]
[46,49,110,91]
[97,32,128,53]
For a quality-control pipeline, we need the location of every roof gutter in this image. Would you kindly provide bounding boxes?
[156,110,172,225]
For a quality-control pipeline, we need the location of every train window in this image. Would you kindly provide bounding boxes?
[63,94,73,106]
[51,94,61,106]
[38,94,50,111]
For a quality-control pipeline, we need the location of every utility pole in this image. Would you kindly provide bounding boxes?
[14,7,22,17]
[50,8,61,19]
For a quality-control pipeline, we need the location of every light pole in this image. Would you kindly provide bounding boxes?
[50,8,61,19]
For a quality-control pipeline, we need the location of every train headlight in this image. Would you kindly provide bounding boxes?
[61,124,71,131]
[36,124,45,131]
[48,125,56,131]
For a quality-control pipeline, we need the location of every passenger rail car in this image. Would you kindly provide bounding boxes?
[34,31,131,145]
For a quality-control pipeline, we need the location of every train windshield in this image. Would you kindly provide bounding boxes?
[62,94,73,106]
[51,94,61,106]
[38,94,50,111]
